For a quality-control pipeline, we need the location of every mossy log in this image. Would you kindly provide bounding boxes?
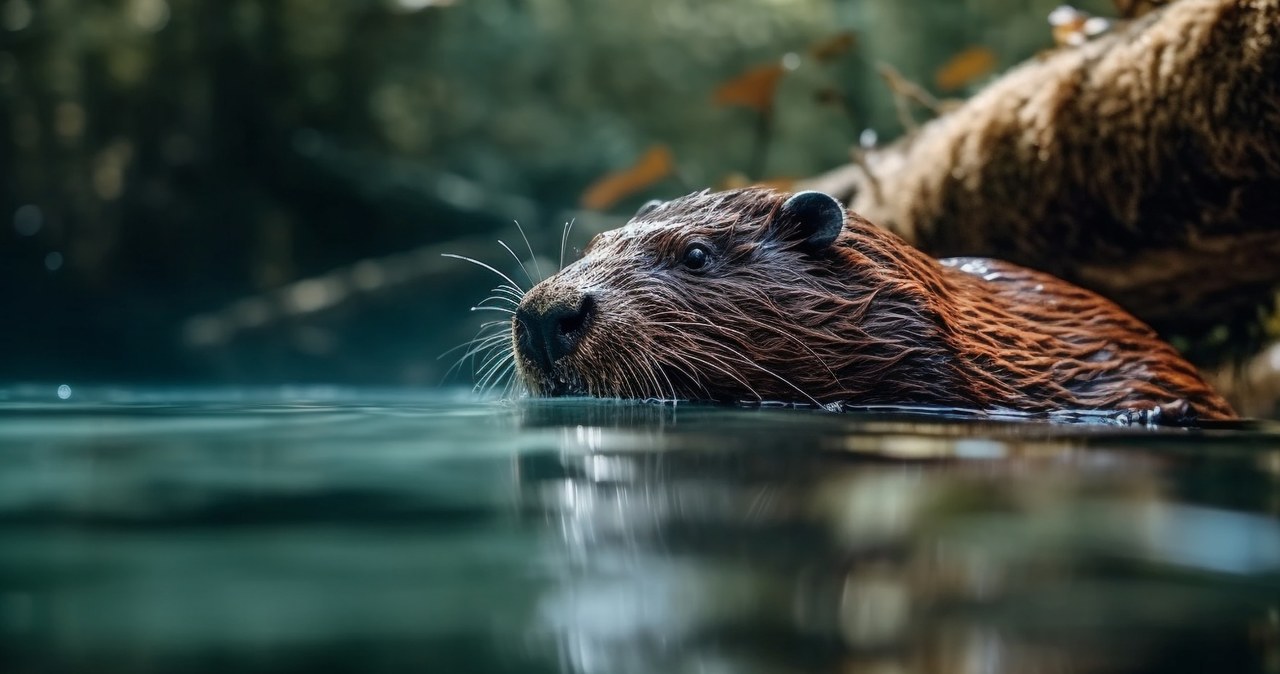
[807,0,1280,339]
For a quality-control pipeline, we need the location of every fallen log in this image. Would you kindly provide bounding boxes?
[806,0,1280,340]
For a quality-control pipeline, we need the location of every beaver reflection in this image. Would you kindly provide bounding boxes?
[511,188,1234,421]
[519,427,1274,674]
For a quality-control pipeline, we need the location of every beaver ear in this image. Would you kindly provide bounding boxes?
[775,191,845,252]
[634,199,664,219]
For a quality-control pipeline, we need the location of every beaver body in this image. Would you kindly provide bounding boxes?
[511,188,1235,420]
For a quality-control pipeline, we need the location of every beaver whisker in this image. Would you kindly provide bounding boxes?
[468,323,511,359]
[506,367,524,399]
[481,285,526,308]
[441,253,528,294]
[484,284,522,302]
[650,297,839,404]
[504,362,525,399]
[449,330,510,374]
[443,327,507,365]
[690,310,841,385]
[646,351,679,402]
[628,335,679,389]
[653,342,763,402]
[475,291,521,309]
[619,354,649,400]
[559,218,575,272]
[437,320,510,361]
[512,220,545,282]
[470,305,517,315]
[649,347,718,400]
[582,360,612,399]
[713,349,821,406]
[439,319,512,386]
[475,350,516,397]
[614,356,643,400]
[469,350,512,398]
[496,239,538,289]
[479,298,519,310]
[481,352,516,395]
[442,245,537,400]
[645,350,679,402]
[474,345,509,385]
[476,361,513,399]
[489,284,527,303]
[614,346,651,399]
[649,297,843,386]
[704,347,818,406]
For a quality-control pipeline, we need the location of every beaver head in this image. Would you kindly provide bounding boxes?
[513,188,959,404]
[510,188,1235,419]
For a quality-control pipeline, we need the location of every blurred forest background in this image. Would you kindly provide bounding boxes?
[3,0,1176,388]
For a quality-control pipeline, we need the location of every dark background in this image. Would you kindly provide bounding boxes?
[1,0,1115,387]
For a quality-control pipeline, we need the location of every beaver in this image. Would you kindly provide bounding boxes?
[510,188,1236,421]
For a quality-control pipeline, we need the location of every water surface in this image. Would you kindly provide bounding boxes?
[2,388,1279,673]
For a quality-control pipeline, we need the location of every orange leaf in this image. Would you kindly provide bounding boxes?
[713,62,788,112]
[808,31,857,62]
[580,145,675,211]
[934,46,997,91]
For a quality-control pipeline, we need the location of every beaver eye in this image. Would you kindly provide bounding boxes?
[681,243,710,271]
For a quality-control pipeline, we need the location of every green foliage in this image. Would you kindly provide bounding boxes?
[0,0,1114,382]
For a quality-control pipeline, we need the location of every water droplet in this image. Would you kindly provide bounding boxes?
[56,384,71,400]
[44,251,63,271]
[859,128,878,149]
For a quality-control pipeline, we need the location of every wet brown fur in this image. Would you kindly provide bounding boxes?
[515,188,1236,420]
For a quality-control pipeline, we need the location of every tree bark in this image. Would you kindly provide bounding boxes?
[805,0,1280,338]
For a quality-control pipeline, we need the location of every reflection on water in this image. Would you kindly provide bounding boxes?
[1,389,1279,673]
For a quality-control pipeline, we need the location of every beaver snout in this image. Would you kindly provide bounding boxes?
[513,291,596,381]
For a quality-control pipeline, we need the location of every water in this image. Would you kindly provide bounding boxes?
[2,388,1279,674]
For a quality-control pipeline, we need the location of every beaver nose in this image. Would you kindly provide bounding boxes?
[514,293,595,373]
